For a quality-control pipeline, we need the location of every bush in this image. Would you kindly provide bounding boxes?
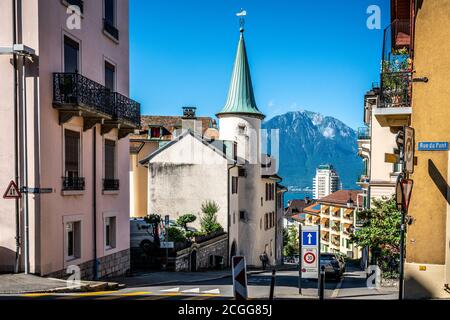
[176,214,197,231]
[166,227,186,243]
[200,201,223,234]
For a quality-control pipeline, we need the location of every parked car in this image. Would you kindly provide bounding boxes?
[130,218,155,252]
[320,253,344,280]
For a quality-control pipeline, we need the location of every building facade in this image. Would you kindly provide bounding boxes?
[0,0,139,278]
[139,26,285,267]
[312,164,340,199]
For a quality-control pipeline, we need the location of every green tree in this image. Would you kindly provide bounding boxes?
[283,225,299,257]
[200,200,223,234]
[144,214,162,245]
[176,214,197,231]
[166,227,186,243]
[350,196,401,278]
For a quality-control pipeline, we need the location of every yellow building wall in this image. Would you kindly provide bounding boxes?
[405,0,450,299]
[130,142,159,217]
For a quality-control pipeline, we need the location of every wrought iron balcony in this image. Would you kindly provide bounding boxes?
[53,73,113,118]
[357,127,371,140]
[111,92,141,128]
[103,19,119,41]
[66,0,84,13]
[103,179,120,191]
[380,71,412,108]
[62,176,85,191]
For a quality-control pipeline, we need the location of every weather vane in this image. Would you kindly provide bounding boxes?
[236,8,247,31]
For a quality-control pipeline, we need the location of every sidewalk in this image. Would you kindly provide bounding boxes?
[331,266,399,300]
[0,274,119,294]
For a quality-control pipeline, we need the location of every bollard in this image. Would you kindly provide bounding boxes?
[319,265,325,300]
[269,269,276,300]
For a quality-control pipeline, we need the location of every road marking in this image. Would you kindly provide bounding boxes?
[22,293,54,298]
[55,290,118,299]
[136,293,181,300]
[160,287,180,293]
[181,288,200,294]
[120,291,152,296]
[202,289,220,294]
[184,295,216,300]
[331,277,344,298]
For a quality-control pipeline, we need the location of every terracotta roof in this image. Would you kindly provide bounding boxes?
[318,190,362,207]
[304,203,321,214]
[140,115,214,134]
[285,199,314,217]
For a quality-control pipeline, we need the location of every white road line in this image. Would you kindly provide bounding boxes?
[181,288,200,294]
[202,289,220,294]
[331,277,344,298]
[160,287,180,293]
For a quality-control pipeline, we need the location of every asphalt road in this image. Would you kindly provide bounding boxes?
[0,270,338,301]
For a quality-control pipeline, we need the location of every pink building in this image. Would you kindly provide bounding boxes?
[0,0,139,279]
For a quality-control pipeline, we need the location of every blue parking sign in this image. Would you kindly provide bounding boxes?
[302,231,317,246]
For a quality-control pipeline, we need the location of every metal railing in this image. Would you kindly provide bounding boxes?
[53,73,113,115]
[357,127,371,140]
[380,19,412,109]
[103,179,120,191]
[112,92,141,127]
[62,176,85,191]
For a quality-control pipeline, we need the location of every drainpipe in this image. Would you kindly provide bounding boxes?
[227,160,237,267]
[12,0,21,273]
[93,126,98,280]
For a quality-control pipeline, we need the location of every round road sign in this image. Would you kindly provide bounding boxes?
[303,252,316,264]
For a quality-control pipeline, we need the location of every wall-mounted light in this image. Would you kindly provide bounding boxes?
[412,77,429,83]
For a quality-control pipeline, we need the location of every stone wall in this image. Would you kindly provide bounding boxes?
[47,249,130,280]
[175,234,228,272]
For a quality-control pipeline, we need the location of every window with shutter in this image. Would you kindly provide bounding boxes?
[65,129,80,178]
[105,139,116,180]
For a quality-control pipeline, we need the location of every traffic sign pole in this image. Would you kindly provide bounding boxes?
[298,225,302,294]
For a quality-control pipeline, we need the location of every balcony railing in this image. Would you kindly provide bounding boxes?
[62,176,85,191]
[53,73,141,129]
[380,19,412,109]
[357,127,371,140]
[104,19,119,41]
[112,92,141,127]
[53,73,113,116]
[66,0,84,13]
[103,179,120,191]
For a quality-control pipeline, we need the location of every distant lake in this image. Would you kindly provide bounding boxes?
[283,191,313,207]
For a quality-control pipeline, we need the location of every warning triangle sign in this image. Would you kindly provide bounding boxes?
[401,179,414,212]
[3,180,21,199]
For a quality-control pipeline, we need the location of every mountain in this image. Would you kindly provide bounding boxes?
[262,110,362,190]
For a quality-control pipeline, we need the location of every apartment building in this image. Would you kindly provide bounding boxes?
[363,0,450,298]
[0,0,140,279]
[312,164,340,199]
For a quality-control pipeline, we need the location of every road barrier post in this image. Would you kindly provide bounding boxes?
[269,268,276,300]
[232,256,248,300]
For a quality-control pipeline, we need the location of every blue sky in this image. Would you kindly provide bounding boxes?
[130,0,390,129]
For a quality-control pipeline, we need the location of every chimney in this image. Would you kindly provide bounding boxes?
[182,106,197,119]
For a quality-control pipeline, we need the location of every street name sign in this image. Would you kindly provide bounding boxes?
[300,225,320,279]
[3,180,21,199]
[160,241,174,249]
[21,187,53,194]
[418,141,448,151]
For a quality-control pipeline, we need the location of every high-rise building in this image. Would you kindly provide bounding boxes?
[0,0,140,278]
[312,164,340,199]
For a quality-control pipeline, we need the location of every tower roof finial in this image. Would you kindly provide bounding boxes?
[236,8,247,33]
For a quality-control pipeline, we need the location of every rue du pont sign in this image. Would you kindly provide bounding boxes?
[418,141,448,151]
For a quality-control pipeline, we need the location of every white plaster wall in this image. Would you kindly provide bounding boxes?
[148,134,230,230]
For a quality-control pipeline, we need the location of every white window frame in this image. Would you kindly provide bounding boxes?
[62,123,83,195]
[63,214,83,265]
[103,212,118,253]
[102,131,119,194]
[61,31,82,74]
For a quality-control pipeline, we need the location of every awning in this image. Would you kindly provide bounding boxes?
[331,207,340,213]
[313,216,320,223]
[343,223,352,228]
[344,208,353,214]
[321,230,329,235]
[320,217,329,224]
[321,205,329,212]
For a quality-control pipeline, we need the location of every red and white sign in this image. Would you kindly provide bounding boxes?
[3,180,21,199]
[232,256,248,300]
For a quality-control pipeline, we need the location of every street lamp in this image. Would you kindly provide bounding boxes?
[346,193,354,208]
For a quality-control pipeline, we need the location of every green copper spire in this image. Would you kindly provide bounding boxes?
[217,28,265,119]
